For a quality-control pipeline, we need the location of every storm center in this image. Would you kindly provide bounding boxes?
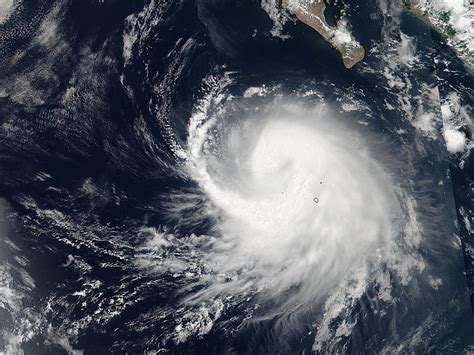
[186,108,400,302]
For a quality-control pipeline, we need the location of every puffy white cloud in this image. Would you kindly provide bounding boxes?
[443,126,467,153]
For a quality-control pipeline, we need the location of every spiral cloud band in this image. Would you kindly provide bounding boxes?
[186,101,403,308]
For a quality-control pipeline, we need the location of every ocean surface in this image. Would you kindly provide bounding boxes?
[0,0,473,353]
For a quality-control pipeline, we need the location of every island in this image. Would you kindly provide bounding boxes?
[280,0,365,68]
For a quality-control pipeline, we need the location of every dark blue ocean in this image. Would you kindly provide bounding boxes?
[0,0,472,353]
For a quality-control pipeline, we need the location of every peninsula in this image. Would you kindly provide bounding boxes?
[281,0,365,68]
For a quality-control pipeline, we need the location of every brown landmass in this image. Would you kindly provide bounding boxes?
[281,0,365,68]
